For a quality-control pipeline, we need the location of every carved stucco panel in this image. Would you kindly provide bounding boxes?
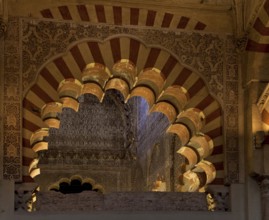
[3,18,22,180]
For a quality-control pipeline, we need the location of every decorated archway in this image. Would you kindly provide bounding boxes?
[22,37,224,192]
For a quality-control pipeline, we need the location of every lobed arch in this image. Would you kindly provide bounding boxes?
[28,66,216,192]
[22,37,224,188]
[48,175,105,194]
[26,64,222,192]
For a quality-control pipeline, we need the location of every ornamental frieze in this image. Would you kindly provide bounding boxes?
[38,149,136,167]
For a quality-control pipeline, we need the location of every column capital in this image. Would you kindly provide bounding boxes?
[252,174,269,197]
[251,174,269,184]
[261,178,269,197]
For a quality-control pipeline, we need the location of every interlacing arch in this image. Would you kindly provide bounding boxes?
[29,59,216,192]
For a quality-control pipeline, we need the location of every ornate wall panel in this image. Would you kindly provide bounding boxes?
[3,17,240,183]
[224,36,240,183]
[3,18,22,180]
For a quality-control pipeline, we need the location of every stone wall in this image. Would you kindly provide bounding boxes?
[35,191,209,212]
[8,183,246,220]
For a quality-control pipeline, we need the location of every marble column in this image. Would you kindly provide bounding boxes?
[261,178,269,220]
[251,134,269,220]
